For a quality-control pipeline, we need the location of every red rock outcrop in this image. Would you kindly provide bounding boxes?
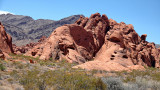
[25,13,159,71]
[75,19,159,71]
[0,22,14,54]
[25,13,109,63]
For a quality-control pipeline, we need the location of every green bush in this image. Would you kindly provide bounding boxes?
[0,63,5,71]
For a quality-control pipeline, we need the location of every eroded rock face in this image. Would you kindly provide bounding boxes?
[25,13,159,71]
[75,13,109,51]
[0,22,14,53]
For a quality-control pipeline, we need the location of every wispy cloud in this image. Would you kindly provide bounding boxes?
[0,10,14,15]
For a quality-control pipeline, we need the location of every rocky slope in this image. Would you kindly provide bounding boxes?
[0,14,81,46]
[25,13,160,71]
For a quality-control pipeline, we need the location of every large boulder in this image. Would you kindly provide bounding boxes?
[0,22,14,53]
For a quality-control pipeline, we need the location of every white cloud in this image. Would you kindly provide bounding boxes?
[0,10,14,15]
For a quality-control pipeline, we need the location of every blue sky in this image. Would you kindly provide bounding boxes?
[0,0,160,44]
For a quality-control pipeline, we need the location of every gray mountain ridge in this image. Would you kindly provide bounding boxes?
[155,44,160,48]
[0,14,82,46]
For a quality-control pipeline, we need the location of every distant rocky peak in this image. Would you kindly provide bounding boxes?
[0,14,81,46]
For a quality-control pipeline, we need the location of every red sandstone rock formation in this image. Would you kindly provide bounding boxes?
[25,13,159,71]
[25,13,109,63]
[0,22,14,54]
[74,19,159,71]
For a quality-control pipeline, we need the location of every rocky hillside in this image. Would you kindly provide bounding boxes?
[0,14,81,46]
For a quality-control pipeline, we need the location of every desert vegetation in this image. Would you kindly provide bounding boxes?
[0,54,106,90]
[102,67,160,90]
[1,54,160,90]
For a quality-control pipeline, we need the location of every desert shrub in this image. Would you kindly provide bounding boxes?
[7,78,14,84]
[10,70,22,81]
[13,62,25,69]
[0,63,5,71]
[91,69,99,75]
[18,68,106,90]
[101,77,124,90]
